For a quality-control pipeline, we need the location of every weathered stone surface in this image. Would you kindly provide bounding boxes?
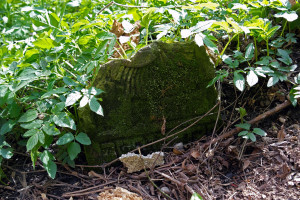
[78,41,218,165]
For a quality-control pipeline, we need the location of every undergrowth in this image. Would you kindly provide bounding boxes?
[0,0,299,184]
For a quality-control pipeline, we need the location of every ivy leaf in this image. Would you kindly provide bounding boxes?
[89,97,104,116]
[56,133,74,145]
[253,128,267,136]
[65,91,82,107]
[18,109,38,123]
[68,142,81,160]
[246,70,258,87]
[53,112,76,130]
[75,132,91,145]
[26,134,39,151]
[233,71,245,91]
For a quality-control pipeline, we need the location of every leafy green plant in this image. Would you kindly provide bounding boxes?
[190,192,204,200]
[236,123,267,142]
[0,0,116,179]
[235,107,267,142]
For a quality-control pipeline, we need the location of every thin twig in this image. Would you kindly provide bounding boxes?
[203,100,292,148]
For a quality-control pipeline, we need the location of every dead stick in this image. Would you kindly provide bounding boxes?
[204,100,292,148]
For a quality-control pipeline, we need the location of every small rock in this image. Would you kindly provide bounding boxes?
[119,152,164,173]
[160,186,170,194]
[98,187,142,200]
[278,116,286,123]
[173,142,184,155]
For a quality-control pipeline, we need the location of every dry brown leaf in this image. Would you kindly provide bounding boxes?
[277,162,291,179]
[173,148,184,155]
[277,125,286,142]
[173,142,184,155]
[110,20,141,58]
[242,159,251,171]
[98,187,143,200]
[289,0,296,6]
[88,170,105,179]
[41,193,48,200]
[190,150,201,159]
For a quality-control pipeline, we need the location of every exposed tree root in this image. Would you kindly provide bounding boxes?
[203,100,292,149]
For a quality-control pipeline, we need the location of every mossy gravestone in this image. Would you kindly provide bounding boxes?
[78,41,218,165]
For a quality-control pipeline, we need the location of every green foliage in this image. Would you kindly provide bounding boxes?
[0,0,299,180]
[0,0,114,179]
[190,192,204,200]
[236,107,267,142]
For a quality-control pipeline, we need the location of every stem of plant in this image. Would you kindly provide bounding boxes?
[216,33,238,66]
[280,20,287,37]
[266,39,269,57]
[254,37,258,62]
[237,33,240,51]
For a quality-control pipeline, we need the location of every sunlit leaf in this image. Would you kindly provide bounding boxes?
[274,11,298,22]
[89,97,104,116]
[53,113,76,130]
[194,33,203,47]
[267,76,279,87]
[181,29,192,38]
[65,91,82,107]
[246,70,258,87]
[233,72,245,91]
[33,38,55,49]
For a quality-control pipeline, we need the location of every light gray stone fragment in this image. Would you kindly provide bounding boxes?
[119,152,164,173]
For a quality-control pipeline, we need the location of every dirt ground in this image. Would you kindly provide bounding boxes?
[0,39,299,200]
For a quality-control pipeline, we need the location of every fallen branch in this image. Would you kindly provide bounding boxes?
[203,100,292,148]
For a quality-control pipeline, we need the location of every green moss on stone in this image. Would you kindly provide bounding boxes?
[79,41,218,165]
